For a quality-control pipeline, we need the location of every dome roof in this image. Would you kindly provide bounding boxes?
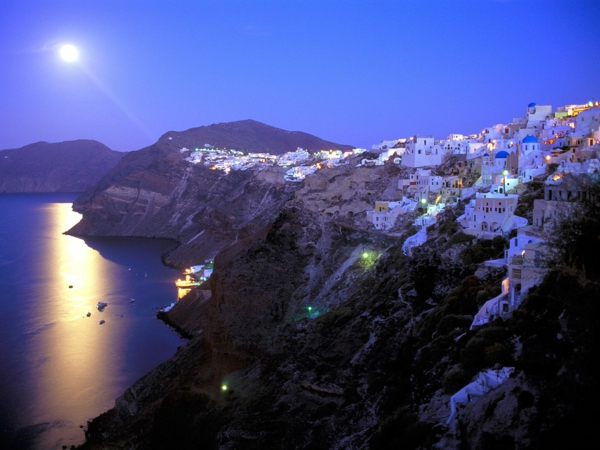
[528,102,537,108]
[522,135,538,144]
[483,152,490,157]
[495,151,509,159]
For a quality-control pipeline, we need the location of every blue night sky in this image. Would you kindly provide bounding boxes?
[1,0,598,152]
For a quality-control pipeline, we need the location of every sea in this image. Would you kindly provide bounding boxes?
[0,193,186,449]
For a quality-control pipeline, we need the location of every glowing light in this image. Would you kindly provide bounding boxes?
[362,252,369,259]
[221,384,227,391]
[503,170,509,176]
[307,306,312,312]
[421,198,427,204]
[59,44,79,62]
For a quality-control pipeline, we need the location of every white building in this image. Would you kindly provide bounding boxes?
[366,198,417,230]
[278,148,311,166]
[401,136,450,168]
[525,102,553,129]
[532,171,596,231]
[457,192,526,237]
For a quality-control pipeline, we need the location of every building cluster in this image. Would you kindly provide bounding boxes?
[371,101,599,424]
[367,101,599,239]
[174,260,214,299]
[182,145,366,180]
[175,102,599,330]
[368,101,599,329]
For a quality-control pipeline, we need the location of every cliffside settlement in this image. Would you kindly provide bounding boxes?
[73,102,600,450]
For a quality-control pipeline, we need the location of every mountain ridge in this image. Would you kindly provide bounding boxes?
[0,140,124,193]
[156,119,355,154]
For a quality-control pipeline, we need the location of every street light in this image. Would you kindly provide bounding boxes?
[502,169,509,193]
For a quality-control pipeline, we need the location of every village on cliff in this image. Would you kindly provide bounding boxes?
[175,100,600,327]
[169,100,600,420]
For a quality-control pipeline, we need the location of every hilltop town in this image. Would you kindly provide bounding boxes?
[177,101,600,329]
[72,102,600,450]
[163,100,600,432]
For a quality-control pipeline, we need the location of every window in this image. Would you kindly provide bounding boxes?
[512,268,522,279]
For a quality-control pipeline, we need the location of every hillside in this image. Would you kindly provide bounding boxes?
[68,120,355,265]
[0,140,124,193]
[159,119,355,155]
[78,173,600,449]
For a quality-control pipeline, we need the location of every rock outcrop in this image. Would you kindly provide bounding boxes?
[0,140,123,193]
[68,120,355,266]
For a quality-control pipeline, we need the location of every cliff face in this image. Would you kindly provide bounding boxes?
[79,168,600,450]
[0,140,124,193]
[68,120,354,266]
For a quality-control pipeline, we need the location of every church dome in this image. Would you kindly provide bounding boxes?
[522,135,538,144]
[495,151,509,159]
[528,102,537,108]
[483,152,490,157]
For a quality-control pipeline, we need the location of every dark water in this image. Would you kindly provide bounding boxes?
[0,194,186,449]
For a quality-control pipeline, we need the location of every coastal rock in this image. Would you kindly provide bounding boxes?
[67,120,353,266]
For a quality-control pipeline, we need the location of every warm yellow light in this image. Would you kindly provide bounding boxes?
[59,44,79,62]
[221,384,227,391]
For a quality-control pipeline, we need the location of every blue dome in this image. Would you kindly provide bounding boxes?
[495,151,509,159]
[528,102,537,108]
[483,152,490,157]
[522,135,538,144]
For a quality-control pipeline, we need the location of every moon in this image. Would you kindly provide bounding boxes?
[59,44,79,62]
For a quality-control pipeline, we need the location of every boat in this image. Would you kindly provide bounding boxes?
[97,302,108,310]
[99,320,105,325]
[86,312,91,317]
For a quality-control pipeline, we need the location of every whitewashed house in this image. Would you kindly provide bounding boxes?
[401,136,449,168]
[458,192,526,237]
[366,198,417,230]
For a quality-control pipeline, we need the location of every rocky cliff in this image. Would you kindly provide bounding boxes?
[77,165,600,450]
[68,120,354,266]
[0,140,123,193]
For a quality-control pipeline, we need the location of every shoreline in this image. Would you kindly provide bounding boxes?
[156,310,195,340]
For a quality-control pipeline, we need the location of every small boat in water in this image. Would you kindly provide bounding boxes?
[99,319,105,325]
[97,302,108,310]
[86,312,91,317]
